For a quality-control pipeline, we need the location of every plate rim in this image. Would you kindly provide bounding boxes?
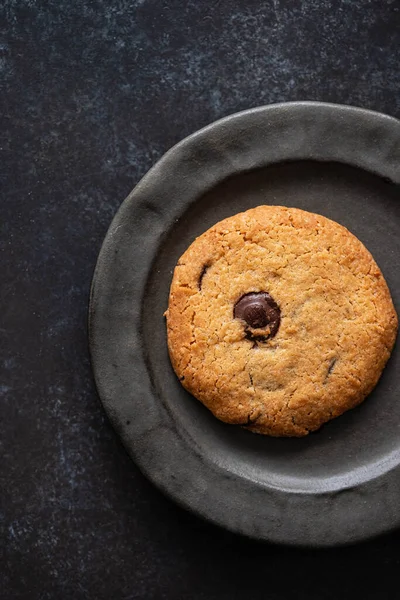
[89,101,400,547]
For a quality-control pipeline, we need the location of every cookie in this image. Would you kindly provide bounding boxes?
[165,206,398,437]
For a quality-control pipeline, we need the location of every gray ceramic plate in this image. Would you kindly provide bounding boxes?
[89,102,400,547]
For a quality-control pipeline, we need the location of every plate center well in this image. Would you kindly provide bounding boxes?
[143,161,400,493]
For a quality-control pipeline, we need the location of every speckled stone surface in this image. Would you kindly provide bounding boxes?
[1,1,400,598]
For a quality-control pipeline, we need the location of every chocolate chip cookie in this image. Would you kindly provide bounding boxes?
[165,206,398,436]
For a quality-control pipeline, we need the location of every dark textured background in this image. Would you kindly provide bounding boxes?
[1,1,400,598]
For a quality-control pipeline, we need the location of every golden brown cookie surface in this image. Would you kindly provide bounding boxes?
[165,206,398,437]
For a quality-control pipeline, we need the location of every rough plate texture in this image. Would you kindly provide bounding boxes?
[89,102,400,546]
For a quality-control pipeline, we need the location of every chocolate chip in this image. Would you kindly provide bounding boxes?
[324,357,337,383]
[327,358,337,375]
[233,413,260,426]
[234,292,281,339]
[198,264,209,290]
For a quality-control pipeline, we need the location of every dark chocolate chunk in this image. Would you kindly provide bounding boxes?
[198,264,209,290]
[324,357,337,383]
[234,292,281,339]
